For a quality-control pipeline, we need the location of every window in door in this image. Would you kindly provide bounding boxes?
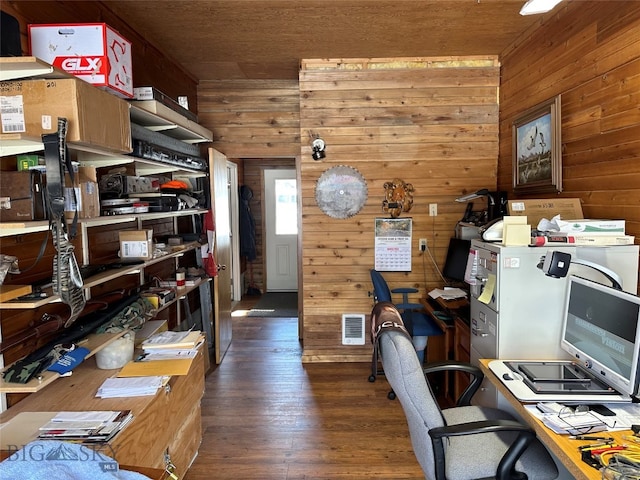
[275,179,297,235]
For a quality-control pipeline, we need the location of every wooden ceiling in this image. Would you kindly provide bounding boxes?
[102,0,547,81]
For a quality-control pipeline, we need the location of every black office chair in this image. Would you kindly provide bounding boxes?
[369,269,442,385]
[373,303,559,480]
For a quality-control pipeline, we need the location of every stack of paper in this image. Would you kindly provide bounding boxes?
[540,411,608,435]
[117,330,203,378]
[37,410,134,443]
[96,375,165,398]
[141,329,204,352]
[428,288,467,300]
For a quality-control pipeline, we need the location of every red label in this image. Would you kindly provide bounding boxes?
[52,56,106,75]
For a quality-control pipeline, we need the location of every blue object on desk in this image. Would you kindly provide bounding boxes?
[46,346,90,375]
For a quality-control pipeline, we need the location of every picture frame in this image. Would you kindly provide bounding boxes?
[512,95,562,194]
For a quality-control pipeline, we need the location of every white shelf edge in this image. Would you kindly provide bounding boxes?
[0,57,69,82]
[0,220,49,237]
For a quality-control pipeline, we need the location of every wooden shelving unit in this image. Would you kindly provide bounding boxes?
[0,57,213,417]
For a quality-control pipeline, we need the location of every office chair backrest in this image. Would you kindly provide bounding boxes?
[370,269,392,303]
[378,327,445,478]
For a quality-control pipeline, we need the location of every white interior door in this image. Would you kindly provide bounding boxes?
[209,148,232,364]
[264,169,298,292]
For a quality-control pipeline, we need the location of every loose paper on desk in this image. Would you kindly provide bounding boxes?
[429,288,467,300]
[478,273,496,304]
[141,329,203,350]
[97,375,164,398]
[525,403,640,434]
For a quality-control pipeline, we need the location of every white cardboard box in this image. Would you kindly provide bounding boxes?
[29,23,133,98]
[557,219,625,235]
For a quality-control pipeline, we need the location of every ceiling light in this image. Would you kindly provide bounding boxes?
[519,0,563,15]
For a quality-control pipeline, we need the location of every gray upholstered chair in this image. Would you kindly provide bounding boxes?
[375,304,559,480]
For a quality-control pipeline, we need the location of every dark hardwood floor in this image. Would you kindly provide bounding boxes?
[183,300,424,479]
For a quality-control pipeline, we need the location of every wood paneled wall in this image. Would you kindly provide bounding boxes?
[498,2,640,294]
[299,57,500,361]
[198,80,300,158]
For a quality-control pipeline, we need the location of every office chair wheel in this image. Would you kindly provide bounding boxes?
[387,390,396,400]
[368,374,376,382]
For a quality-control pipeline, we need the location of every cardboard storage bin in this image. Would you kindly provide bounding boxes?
[0,78,132,154]
[29,23,133,98]
[64,166,100,220]
[119,230,154,261]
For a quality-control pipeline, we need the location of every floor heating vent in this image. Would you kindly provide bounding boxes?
[342,313,366,345]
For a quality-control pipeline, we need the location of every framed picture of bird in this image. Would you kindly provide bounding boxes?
[512,94,562,194]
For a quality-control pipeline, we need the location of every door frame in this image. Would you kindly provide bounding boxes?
[264,168,298,292]
[228,161,241,302]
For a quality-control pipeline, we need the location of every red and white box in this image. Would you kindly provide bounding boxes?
[28,23,133,98]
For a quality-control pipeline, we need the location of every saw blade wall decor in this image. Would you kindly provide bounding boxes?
[314,165,368,219]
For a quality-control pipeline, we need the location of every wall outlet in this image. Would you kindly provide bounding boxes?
[419,238,427,251]
[429,203,438,216]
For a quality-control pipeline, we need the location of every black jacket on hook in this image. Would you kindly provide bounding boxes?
[239,185,257,261]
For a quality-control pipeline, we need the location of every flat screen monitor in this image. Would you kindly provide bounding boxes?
[442,237,471,284]
[561,275,640,398]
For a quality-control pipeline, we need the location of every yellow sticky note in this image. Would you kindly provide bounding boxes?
[503,223,531,246]
[478,273,496,304]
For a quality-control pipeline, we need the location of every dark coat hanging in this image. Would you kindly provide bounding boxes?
[239,185,257,261]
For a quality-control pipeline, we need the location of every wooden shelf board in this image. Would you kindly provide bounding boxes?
[130,101,213,143]
[0,287,60,310]
[0,331,128,393]
[0,285,32,302]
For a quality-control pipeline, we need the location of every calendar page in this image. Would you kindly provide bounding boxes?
[374,218,412,271]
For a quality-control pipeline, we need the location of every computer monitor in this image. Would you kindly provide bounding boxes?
[442,237,471,284]
[561,275,640,398]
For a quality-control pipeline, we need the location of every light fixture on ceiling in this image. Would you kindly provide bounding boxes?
[519,0,563,15]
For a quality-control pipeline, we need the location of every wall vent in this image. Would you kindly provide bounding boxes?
[342,313,366,345]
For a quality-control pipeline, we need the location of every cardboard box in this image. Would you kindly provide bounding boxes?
[119,229,153,260]
[557,219,625,235]
[64,166,100,220]
[0,78,132,154]
[29,23,133,98]
[507,198,584,227]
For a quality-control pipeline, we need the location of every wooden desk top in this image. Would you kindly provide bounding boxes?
[479,359,634,480]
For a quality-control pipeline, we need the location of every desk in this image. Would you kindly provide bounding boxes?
[0,347,205,477]
[421,296,470,401]
[479,359,633,480]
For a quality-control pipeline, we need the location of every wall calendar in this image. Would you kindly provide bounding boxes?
[374,217,412,271]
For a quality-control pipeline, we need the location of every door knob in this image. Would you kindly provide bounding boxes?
[217,264,227,270]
